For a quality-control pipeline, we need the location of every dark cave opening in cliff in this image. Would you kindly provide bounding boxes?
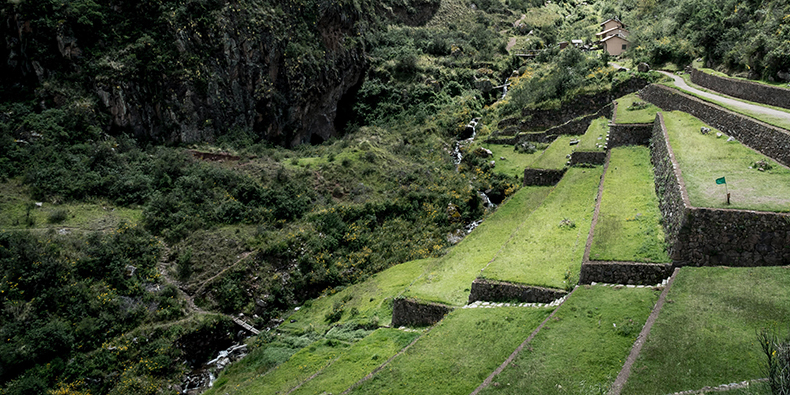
[333,73,366,135]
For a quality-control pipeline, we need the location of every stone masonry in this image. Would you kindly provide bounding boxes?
[690,68,790,110]
[468,278,567,304]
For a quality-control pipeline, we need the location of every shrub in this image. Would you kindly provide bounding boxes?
[759,327,790,395]
[47,209,68,224]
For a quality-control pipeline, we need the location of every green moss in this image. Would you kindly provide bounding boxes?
[483,167,602,289]
[590,147,669,263]
[350,307,552,395]
[623,267,790,394]
[478,286,660,394]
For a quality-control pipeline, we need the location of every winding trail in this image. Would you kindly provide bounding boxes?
[657,71,790,125]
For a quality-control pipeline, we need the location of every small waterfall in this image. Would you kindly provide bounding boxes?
[179,343,248,394]
[477,190,495,208]
[501,77,509,100]
[453,118,479,166]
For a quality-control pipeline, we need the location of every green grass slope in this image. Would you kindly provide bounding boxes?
[350,307,552,395]
[483,167,602,289]
[404,186,553,306]
[623,267,790,394]
[479,285,660,394]
[590,146,669,263]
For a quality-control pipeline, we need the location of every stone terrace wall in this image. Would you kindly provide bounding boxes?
[579,262,673,285]
[391,298,452,327]
[523,168,566,186]
[570,151,606,166]
[649,111,790,266]
[468,278,567,304]
[691,68,790,110]
[542,103,613,137]
[677,208,790,266]
[649,112,691,261]
[608,123,653,148]
[519,77,650,130]
[640,84,790,167]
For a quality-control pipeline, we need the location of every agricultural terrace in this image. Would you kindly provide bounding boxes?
[482,143,546,179]
[478,286,659,394]
[350,307,552,395]
[530,135,584,169]
[575,116,609,151]
[404,186,553,306]
[623,267,790,395]
[663,111,790,212]
[291,329,421,395]
[483,167,602,290]
[590,146,669,263]
[615,93,660,124]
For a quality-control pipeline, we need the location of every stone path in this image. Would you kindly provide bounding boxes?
[658,71,790,126]
[609,267,681,395]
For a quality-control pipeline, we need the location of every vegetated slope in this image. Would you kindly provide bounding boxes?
[0,0,681,394]
[620,0,790,82]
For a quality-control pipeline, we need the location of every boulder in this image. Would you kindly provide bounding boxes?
[474,147,493,157]
[637,62,650,72]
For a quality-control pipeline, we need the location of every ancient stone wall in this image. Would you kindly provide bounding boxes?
[608,123,653,148]
[649,111,790,266]
[579,262,673,285]
[570,151,606,166]
[391,298,452,327]
[640,84,790,167]
[542,103,613,137]
[468,278,567,304]
[691,68,790,110]
[523,168,566,186]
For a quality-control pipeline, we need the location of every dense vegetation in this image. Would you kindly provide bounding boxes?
[1,0,788,393]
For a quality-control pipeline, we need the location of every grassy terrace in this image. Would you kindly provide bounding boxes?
[0,180,142,230]
[481,143,545,179]
[281,258,433,333]
[404,186,553,305]
[615,93,660,124]
[623,267,790,395]
[351,307,552,395]
[291,329,420,395]
[530,135,577,169]
[213,338,350,395]
[663,111,790,212]
[483,167,602,289]
[663,75,790,131]
[479,286,660,394]
[590,147,669,263]
[575,117,609,151]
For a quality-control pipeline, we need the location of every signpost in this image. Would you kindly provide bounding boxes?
[716,177,729,204]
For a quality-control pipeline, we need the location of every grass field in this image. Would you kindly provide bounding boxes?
[663,111,790,212]
[478,286,660,394]
[291,329,421,395]
[350,307,552,395]
[483,167,602,290]
[615,93,660,124]
[0,180,142,231]
[482,143,545,179]
[530,135,577,169]
[404,186,553,305]
[622,267,790,395]
[210,338,350,395]
[575,117,608,152]
[590,147,670,263]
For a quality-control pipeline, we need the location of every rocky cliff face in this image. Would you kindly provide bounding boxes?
[1,0,370,147]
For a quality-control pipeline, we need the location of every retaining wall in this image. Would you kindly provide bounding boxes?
[570,151,606,166]
[608,123,653,148]
[649,111,790,266]
[641,84,790,167]
[391,298,452,327]
[468,278,567,304]
[690,68,790,110]
[579,262,673,285]
[523,168,566,186]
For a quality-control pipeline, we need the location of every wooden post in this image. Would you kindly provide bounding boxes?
[727,193,731,205]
